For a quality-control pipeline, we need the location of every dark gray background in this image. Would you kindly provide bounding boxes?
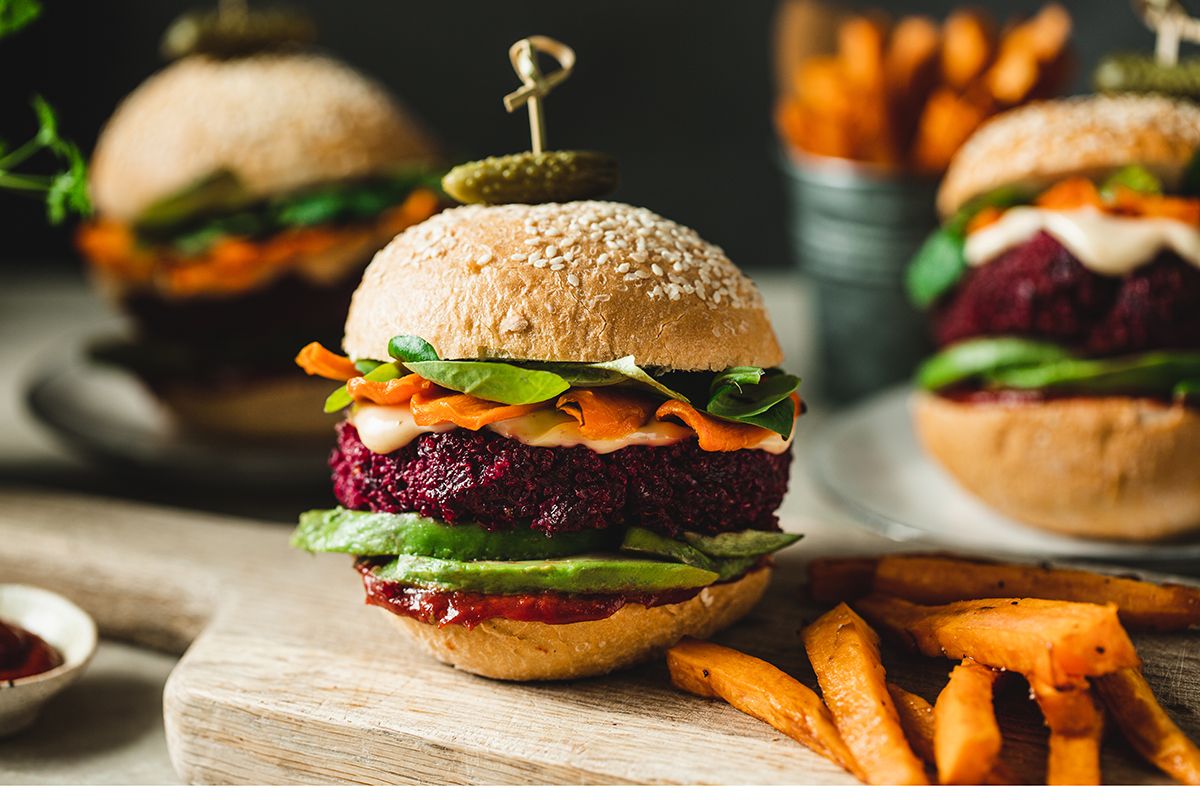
[0,0,1170,273]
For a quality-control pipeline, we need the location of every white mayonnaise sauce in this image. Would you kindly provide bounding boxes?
[964,206,1200,276]
[349,403,793,455]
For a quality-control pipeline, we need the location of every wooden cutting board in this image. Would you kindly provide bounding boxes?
[0,487,1196,785]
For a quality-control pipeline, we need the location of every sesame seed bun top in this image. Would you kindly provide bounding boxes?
[342,201,784,371]
[938,94,1200,217]
[90,53,437,221]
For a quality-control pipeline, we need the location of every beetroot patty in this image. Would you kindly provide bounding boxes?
[934,232,1200,355]
[331,421,791,536]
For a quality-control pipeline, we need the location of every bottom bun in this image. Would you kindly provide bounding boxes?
[383,566,772,681]
[156,375,335,441]
[913,391,1200,541]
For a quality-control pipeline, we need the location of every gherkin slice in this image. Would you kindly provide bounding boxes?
[162,8,317,60]
[442,151,618,205]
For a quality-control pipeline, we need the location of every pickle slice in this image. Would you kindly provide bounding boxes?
[442,151,618,205]
[1094,54,1200,100]
[162,7,316,60]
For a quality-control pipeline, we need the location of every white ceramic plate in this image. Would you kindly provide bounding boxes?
[810,386,1200,563]
[25,344,330,490]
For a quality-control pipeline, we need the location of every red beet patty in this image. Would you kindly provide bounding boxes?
[934,232,1200,355]
[331,421,791,536]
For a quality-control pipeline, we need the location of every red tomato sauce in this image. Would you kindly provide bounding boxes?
[0,619,63,681]
[357,560,765,629]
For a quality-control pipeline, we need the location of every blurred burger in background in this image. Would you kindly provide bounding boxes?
[76,4,441,440]
[908,94,1200,541]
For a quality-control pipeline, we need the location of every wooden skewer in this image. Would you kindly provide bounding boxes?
[1135,0,1200,66]
[503,36,576,154]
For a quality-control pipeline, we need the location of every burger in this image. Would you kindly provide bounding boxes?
[76,45,440,440]
[907,94,1200,541]
[291,198,803,680]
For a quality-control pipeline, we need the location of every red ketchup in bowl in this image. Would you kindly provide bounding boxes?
[0,619,63,681]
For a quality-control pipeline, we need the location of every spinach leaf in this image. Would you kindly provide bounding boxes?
[387,335,438,363]
[905,227,967,310]
[405,361,570,405]
[1100,164,1162,200]
[323,362,402,413]
[705,368,800,437]
[907,185,1035,309]
[539,355,690,402]
[916,338,1071,391]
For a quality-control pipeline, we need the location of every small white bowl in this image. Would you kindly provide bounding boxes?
[0,584,97,736]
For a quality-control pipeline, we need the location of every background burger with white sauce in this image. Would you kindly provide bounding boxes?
[907,94,1200,541]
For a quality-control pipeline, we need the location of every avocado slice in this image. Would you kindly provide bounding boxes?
[681,529,802,558]
[293,508,617,561]
[369,553,720,594]
[620,528,718,570]
[619,528,760,582]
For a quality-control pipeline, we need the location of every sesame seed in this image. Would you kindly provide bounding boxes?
[650,264,664,276]
[534,259,549,268]
[616,262,630,274]
[550,262,566,271]
[545,245,558,258]
[567,273,580,286]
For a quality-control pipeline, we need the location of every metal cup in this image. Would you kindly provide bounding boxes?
[780,151,937,404]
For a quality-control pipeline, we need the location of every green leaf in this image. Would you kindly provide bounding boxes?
[681,529,802,558]
[134,170,251,234]
[44,139,90,223]
[539,356,690,402]
[728,395,798,438]
[0,98,91,224]
[905,227,967,309]
[988,351,1200,394]
[1176,379,1200,402]
[619,528,758,582]
[387,335,438,363]
[916,338,1072,391]
[405,360,570,405]
[354,359,384,374]
[1101,164,1162,200]
[945,185,1036,237]
[323,362,402,413]
[908,185,1034,309]
[705,368,800,437]
[1183,150,1200,197]
[0,0,40,38]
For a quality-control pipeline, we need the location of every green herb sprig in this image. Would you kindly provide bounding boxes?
[0,0,91,223]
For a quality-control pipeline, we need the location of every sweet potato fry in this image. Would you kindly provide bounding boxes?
[1095,668,1200,785]
[941,9,995,89]
[803,604,928,785]
[934,658,1002,784]
[807,557,878,604]
[986,4,1071,105]
[1032,680,1104,785]
[854,595,1139,687]
[912,87,990,173]
[666,638,863,780]
[872,555,1200,631]
[889,683,1014,785]
[838,15,888,93]
[887,684,937,767]
[885,16,941,149]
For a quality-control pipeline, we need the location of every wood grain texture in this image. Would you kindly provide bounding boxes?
[0,487,1196,785]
